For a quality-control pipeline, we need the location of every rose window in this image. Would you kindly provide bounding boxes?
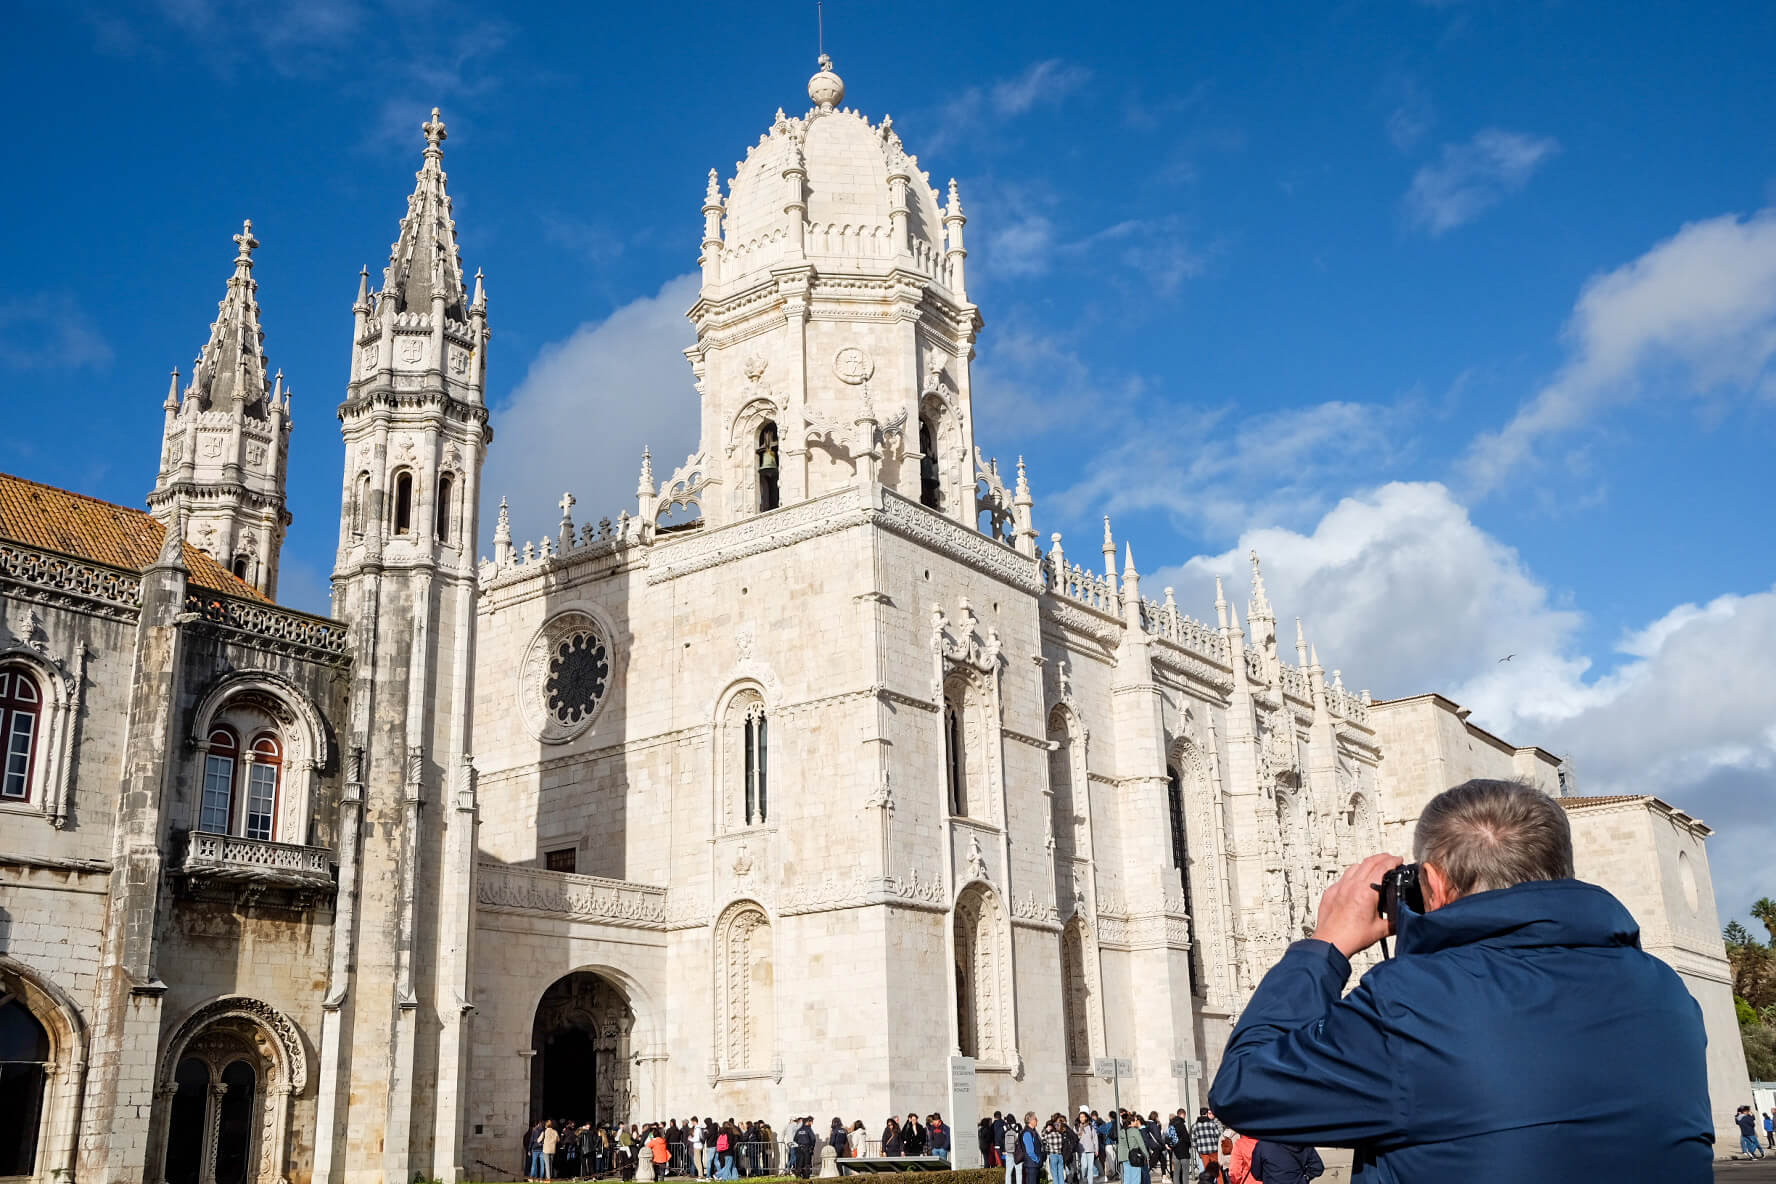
[545,632,610,725]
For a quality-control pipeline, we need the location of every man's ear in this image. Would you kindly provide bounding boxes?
[1422,862,1455,910]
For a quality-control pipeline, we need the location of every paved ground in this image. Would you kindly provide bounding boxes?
[1718,1155,1776,1179]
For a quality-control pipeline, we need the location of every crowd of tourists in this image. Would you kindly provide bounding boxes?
[520,1107,1314,1184]
[977,1108,1317,1184]
[521,1113,956,1181]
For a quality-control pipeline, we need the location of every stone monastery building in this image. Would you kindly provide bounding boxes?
[0,56,1752,1184]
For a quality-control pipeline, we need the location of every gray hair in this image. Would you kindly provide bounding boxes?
[1413,778,1574,898]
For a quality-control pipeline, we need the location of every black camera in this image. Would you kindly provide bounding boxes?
[1376,863,1425,923]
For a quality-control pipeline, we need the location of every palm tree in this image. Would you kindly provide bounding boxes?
[1752,898,1776,946]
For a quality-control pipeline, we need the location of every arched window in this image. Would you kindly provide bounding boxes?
[919,418,942,509]
[1168,765,1202,994]
[244,734,281,841]
[0,667,42,802]
[755,423,780,512]
[200,727,239,833]
[743,703,768,825]
[0,995,49,1175]
[231,555,249,580]
[164,1058,208,1184]
[351,471,371,535]
[435,472,454,542]
[944,696,966,817]
[216,1060,256,1184]
[391,470,413,535]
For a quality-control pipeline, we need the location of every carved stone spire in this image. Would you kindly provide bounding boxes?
[147,219,292,596]
[184,220,271,412]
[381,107,467,318]
[1249,549,1274,622]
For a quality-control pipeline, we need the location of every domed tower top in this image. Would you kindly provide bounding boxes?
[698,55,965,297]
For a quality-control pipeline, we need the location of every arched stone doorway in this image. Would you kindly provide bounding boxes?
[0,995,50,1177]
[151,996,307,1184]
[0,956,86,1184]
[530,973,634,1127]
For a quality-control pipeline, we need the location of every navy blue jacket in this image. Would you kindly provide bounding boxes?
[1250,1141,1323,1184]
[1208,879,1712,1182]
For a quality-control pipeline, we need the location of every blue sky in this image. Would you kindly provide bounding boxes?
[3,2,1773,924]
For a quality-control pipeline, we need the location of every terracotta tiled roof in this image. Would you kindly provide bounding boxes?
[0,472,269,602]
[1557,794,1649,810]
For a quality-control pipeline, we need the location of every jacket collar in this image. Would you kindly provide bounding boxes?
[1395,878,1642,957]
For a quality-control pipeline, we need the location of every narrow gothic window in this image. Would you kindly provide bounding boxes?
[244,734,281,841]
[944,698,966,816]
[352,472,371,535]
[1168,765,1202,994]
[392,470,413,535]
[743,704,768,824]
[756,423,780,512]
[200,728,239,833]
[435,473,454,541]
[919,418,942,509]
[0,668,42,802]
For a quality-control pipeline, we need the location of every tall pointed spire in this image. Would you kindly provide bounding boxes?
[381,107,467,317]
[1249,548,1273,620]
[185,220,271,412]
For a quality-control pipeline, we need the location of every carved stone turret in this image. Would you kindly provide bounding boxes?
[147,220,292,596]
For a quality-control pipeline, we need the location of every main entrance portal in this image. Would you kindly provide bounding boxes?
[530,973,635,1127]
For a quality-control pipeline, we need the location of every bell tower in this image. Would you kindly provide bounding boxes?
[314,107,490,1184]
[147,220,293,596]
[676,56,983,530]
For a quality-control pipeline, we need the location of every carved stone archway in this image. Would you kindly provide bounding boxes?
[530,972,636,1127]
[151,996,308,1184]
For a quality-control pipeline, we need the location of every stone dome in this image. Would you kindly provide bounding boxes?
[715,60,949,285]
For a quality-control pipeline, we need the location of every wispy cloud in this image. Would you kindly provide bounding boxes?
[1463,206,1776,491]
[1385,78,1435,152]
[990,60,1092,117]
[923,58,1093,154]
[88,1,514,153]
[1404,128,1559,235]
[0,293,114,372]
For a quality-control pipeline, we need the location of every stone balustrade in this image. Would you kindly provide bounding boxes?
[476,862,668,929]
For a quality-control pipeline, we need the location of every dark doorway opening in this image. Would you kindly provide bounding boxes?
[538,1028,598,1123]
[529,972,635,1128]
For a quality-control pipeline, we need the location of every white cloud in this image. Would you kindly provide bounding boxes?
[1151,482,1776,927]
[1403,128,1559,235]
[479,274,700,548]
[990,60,1093,117]
[0,293,113,372]
[1464,207,1776,491]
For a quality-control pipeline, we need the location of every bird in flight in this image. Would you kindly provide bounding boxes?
[1498,654,1515,663]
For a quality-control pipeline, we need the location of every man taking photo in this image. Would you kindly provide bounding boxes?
[1208,778,1712,1179]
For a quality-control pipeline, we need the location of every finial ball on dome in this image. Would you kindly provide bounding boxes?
[809,53,845,110]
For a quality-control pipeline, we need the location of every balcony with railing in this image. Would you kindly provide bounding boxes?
[178,830,336,908]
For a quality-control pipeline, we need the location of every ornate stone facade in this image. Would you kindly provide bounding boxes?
[0,56,1752,1184]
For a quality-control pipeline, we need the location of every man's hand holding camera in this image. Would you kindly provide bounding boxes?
[1310,852,1403,958]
